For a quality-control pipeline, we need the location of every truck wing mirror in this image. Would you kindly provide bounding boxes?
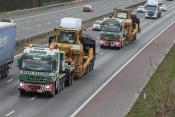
[17,58,22,68]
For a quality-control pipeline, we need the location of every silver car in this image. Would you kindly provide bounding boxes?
[92,20,102,31]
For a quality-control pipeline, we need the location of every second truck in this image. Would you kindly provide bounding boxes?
[100,8,141,49]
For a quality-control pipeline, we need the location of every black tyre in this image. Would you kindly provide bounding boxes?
[49,87,55,97]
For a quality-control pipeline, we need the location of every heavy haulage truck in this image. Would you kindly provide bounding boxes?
[48,18,96,78]
[100,8,141,49]
[17,45,74,96]
[0,22,16,78]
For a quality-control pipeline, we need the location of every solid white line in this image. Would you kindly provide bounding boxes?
[5,110,15,117]
[30,96,37,101]
[70,21,175,117]
[100,52,104,56]
[6,79,14,83]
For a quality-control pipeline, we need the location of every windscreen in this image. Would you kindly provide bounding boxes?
[116,12,128,19]
[101,21,121,33]
[59,31,76,44]
[21,58,52,72]
[146,5,157,11]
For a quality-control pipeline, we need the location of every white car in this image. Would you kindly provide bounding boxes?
[160,5,167,11]
[136,6,145,13]
[92,20,102,31]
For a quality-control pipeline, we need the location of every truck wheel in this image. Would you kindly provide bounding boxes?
[68,74,73,86]
[55,81,58,94]
[20,91,26,96]
[50,87,55,97]
[91,61,94,70]
[62,79,65,90]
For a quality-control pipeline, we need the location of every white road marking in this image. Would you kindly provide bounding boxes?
[14,0,105,21]
[70,21,175,117]
[6,79,14,83]
[30,96,37,101]
[5,110,15,117]
[99,52,104,56]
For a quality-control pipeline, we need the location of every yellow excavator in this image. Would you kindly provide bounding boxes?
[48,18,95,78]
[112,8,141,42]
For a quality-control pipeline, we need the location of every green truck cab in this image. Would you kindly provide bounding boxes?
[100,18,126,49]
[17,45,74,97]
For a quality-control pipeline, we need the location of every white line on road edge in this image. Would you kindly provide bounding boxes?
[5,110,15,117]
[6,79,14,83]
[70,21,175,117]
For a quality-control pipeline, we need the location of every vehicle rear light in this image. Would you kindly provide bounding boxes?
[100,40,104,44]
[115,40,121,45]
[19,81,25,87]
[45,83,54,89]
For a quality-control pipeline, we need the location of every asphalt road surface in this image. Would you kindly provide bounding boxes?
[0,1,175,117]
[74,9,175,117]
[13,0,146,40]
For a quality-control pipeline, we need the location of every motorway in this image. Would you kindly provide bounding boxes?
[13,0,146,40]
[0,0,175,117]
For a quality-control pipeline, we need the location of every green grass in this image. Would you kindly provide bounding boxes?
[127,45,175,117]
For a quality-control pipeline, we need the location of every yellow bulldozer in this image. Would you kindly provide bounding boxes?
[48,18,95,78]
[112,8,141,42]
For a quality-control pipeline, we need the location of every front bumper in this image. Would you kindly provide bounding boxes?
[18,81,54,93]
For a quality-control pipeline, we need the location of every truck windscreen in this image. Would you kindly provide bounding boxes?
[101,21,121,33]
[116,12,128,19]
[146,5,157,11]
[21,58,52,72]
[59,32,76,44]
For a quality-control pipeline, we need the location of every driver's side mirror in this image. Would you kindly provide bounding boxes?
[17,58,22,68]
[52,61,57,71]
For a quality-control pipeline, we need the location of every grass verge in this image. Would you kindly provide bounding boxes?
[127,45,175,117]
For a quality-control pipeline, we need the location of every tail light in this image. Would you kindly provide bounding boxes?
[100,36,106,44]
[115,40,121,45]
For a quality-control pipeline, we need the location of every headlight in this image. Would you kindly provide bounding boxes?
[19,82,24,87]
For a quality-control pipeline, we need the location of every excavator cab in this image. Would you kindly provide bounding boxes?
[48,18,96,78]
[112,8,141,33]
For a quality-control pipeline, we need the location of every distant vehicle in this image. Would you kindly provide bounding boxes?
[160,5,167,11]
[0,22,16,78]
[83,5,93,12]
[0,19,14,23]
[136,6,146,13]
[145,0,161,18]
[92,20,102,31]
[157,0,163,5]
